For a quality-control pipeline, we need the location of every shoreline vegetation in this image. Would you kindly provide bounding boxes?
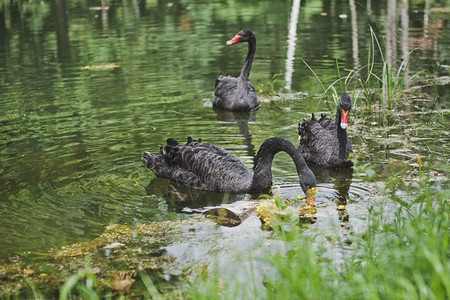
[0,151,447,299]
[189,169,449,300]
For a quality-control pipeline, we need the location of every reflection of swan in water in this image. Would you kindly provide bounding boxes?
[311,166,353,206]
[213,108,257,157]
[144,178,248,212]
[310,166,353,221]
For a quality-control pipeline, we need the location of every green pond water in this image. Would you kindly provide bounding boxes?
[0,0,449,267]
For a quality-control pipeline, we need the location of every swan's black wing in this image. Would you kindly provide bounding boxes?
[213,75,238,108]
[298,114,353,168]
[298,117,336,166]
[143,138,252,192]
[212,76,258,111]
[318,114,335,130]
[214,73,231,90]
[142,151,207,190]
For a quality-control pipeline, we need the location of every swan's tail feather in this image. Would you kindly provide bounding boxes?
[157,137,205,168]
[166,138,179,146]
[297,118,311,136]
[160,138,179,156]
[186,137,202,146]
[142,152,166,176]
[142,151,200,184]
[163,147,182,166]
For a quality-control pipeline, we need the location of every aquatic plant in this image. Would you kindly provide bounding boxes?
[256,197,301,232]
[256,71,285,96]
[302,25,428,113]
[59,257,99,300]
[0,221,187,298]
[186,162,449,299]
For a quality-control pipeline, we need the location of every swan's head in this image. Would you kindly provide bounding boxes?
[300,168,317,204]
[338,93,352,130]
[226,29,255,45]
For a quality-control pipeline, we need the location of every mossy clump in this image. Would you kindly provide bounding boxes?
[0,220,190,298]
[256,197,317,231]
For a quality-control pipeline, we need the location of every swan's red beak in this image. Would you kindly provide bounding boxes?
[340,109,349,130]
[226,34,242,46]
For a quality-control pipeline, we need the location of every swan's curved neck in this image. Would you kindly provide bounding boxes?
[239,35,256,82]
[250,137,310,193]
[335,109,348,159]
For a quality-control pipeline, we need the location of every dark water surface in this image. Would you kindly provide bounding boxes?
[0,0,449,262]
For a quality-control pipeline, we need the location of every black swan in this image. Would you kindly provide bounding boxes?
[212,30,259,112]
[141,137,316,200]
[297,93,353,169]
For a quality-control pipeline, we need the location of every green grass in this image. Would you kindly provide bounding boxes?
[185,166,449,299]
[303,25,427,113]
[59,257,100,300]
[256,71,285,96]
